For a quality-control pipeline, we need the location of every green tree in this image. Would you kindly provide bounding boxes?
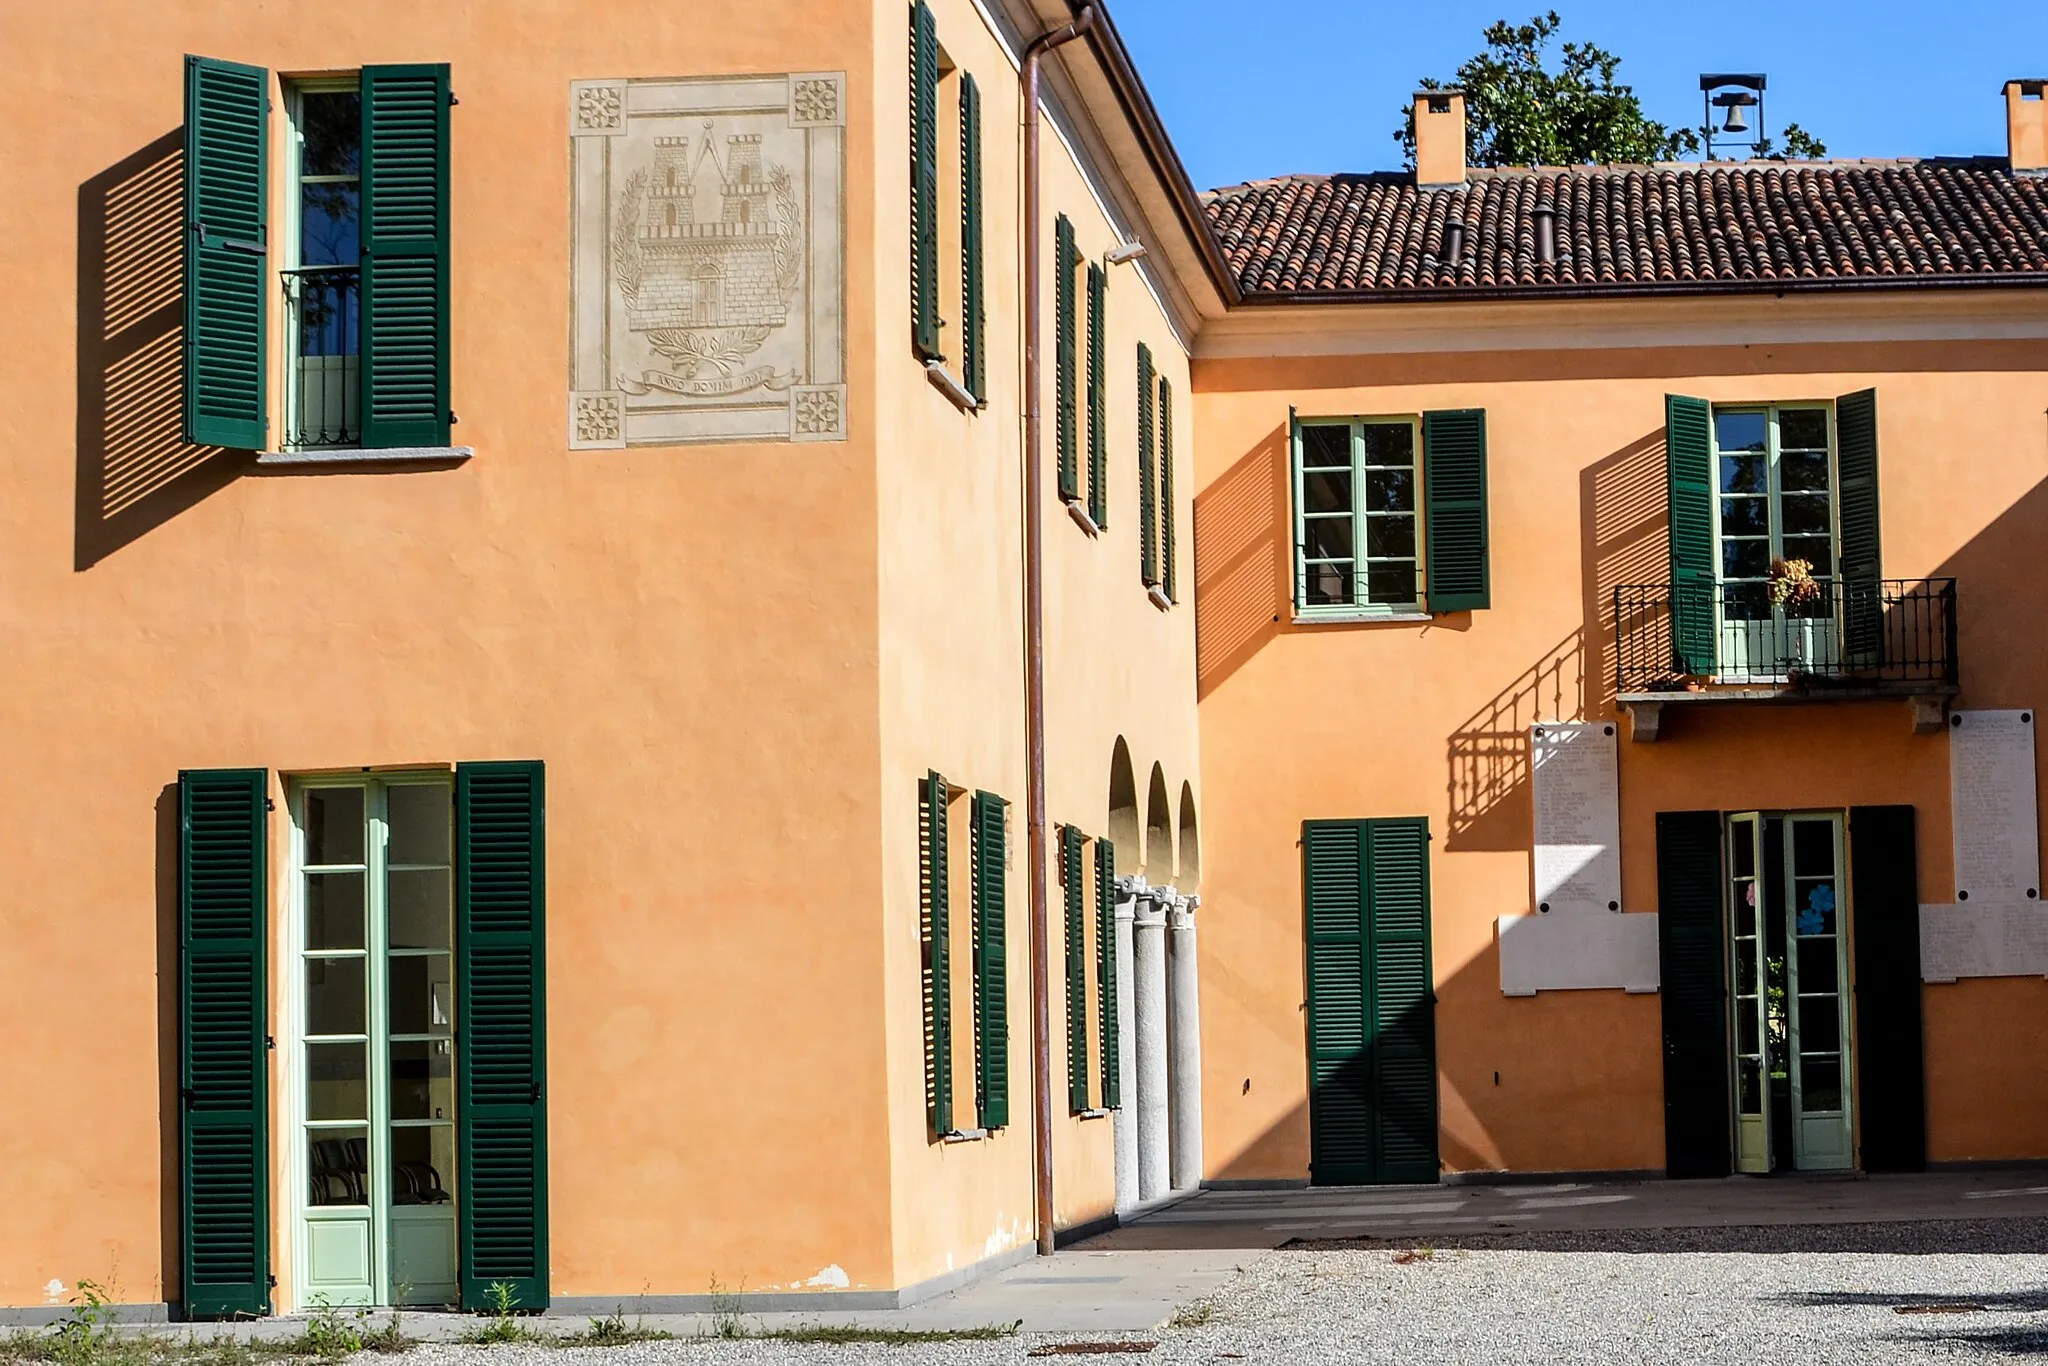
[1398,12,1825,168]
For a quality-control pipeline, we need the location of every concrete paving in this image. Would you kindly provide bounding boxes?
[1088,1170,2048,1250]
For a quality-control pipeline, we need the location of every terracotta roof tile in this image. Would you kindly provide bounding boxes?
[1200,160,2048,298]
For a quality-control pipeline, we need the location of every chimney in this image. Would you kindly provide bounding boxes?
[1414,88,1467,189]
[2008,79,2048,175]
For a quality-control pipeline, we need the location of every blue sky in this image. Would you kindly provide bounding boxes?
[1107,0,2048,189]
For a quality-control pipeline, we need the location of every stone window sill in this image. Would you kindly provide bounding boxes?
[1148,585,1173,611]
[1293,609,1432,625]
[1075,1108,1112,1121]
[940,1128,989,1144]
[257,446,474,469]
[1066,499,1101,537]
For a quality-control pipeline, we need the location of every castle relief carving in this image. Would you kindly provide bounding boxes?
[569,73,846,447]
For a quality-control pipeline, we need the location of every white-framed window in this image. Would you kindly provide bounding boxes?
[1712,404,1841,679]
[282,79,363,450]
[288,774,458,1308]
[1295,417,1424,613]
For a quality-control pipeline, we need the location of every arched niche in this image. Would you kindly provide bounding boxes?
[1145,762,1173,886]
[1176,782,1200,891]
[1108,737,1140,878]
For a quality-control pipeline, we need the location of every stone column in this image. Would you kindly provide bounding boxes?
[1168,893,1204,1192]
[1113,877,1140,1213]
[1133,886,1171,1203]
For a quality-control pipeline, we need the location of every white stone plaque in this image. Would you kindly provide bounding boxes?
[1919,901,2048,981]
[569,73,847,447]
[1949,710,2041,904]
[1532,721,1623,916]
[1498,913,1660,995]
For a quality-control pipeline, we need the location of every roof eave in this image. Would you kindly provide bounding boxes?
[1232,273,2048,306]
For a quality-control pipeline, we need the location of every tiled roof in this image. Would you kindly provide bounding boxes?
[1201,159,2048,299]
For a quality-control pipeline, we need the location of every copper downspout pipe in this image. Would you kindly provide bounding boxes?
[1021,2,1095,1260]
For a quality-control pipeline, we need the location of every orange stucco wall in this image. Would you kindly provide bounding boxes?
[0,0,900,1310]
[1193,328,2048,1181]
[0,0,1201,1313]
[873,0,1199,1287]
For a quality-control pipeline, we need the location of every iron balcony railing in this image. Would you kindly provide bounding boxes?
[281,264,361,449]
[1614,578,1957,695]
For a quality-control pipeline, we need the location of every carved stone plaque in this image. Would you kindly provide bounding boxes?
[569,74,846,447]
[1531,721,1622,916]
[1949,709,2040,904]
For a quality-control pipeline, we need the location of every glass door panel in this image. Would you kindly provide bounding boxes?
[1713,407,1841,681]
[295,777,459,1309]
[1728,814,1770,1173]
[1785,815,1852,1169]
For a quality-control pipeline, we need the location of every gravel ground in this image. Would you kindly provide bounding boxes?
[392,1220,2048,1366]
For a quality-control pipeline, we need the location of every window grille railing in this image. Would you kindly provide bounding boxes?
[1613,578,1957,694]
[282,265,361,449]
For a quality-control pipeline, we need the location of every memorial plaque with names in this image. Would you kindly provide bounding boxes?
[1919,901,2048,981]
[1949,710,2041,903]
[1532,722,1622,916]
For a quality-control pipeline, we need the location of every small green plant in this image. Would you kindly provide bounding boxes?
[705,1278,746,1341]
[1167,1299,1217,1329]
[48,1281,120,1366]
[563,1308,668,1348]
[294,1298,366,1361]
[460,1283,534,1346]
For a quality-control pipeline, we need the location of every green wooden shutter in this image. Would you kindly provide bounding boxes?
[360,64,451,450]
[1655,809,1731,1179]
[1422,409,1489,612]
[183,56,269,450]
[910,1,940,358]
[972,791,1009,1130]
[1095,838,1120,1109]
[922,771,953,1136]
[1665,395,1717,676]
[1836,389,1884,662]
[1062,827,1089,1113]
[1159,378,1176,603]
[1367,819,1438,1183]
[1304,819,1438,1185]
[1850,805,1926,1172]
[1055,215,1078,502]
[1138,343,1158,585]
[178,768,270,1319]
[959,73,985,401]
[1087,263,1109,529]
[456,760,549,1311]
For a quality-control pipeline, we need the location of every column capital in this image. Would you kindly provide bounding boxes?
[1168,893,1196,930]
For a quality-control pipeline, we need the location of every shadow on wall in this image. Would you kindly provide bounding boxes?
[1443,428,1666,852]
[1193,423,1290,700]
[1445,632,1583,852]
[77,130,246,571]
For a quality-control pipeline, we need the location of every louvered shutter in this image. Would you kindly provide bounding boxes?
[178,768,270,1318]
[923,771,953,1136]
[1665,396,1717,675]
[1422,409,1488,612]
[959,73,985,401]
[1656,809,1731,1179]
[456,761,549,1311]
[1062,827,1089,1113]
[183,56,269,450]
[1836,390,1883,663]
[909,2,940,357]
[1850,805,1926,1172]
[359,64,451,449]
[1367,819,1438,1183]
[1055,215,1078,502]
[1095,838,1120,1109]
[1159,378,1176,603]
[1304,821,1371,1184]
[972,791,1009,1129]
[1138,344,1158,585]
[1087,264,1109,528]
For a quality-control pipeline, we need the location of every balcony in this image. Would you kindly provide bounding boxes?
[1612,578,1958,741]
[282,265,361,450]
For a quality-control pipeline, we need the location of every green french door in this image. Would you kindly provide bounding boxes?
[1728,812,1853,1173]
[295,777,459,1307]
[1303,818,1438,1186]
